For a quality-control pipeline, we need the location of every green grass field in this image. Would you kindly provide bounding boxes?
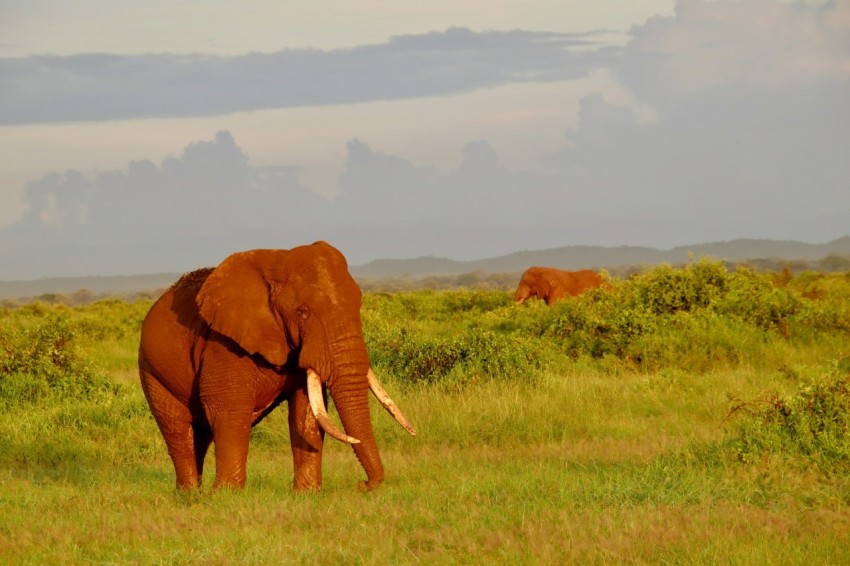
[2,261,849,564]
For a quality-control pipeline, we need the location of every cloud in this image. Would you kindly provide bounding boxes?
[0,28,611,125]
[0,131,331,277]
[619,0,850,105]
[550,0,850,243]
[1,1,848,279]
[327,0,850,257]
[0,129,623,277]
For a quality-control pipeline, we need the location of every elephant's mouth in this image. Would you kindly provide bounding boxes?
[306,368,417,444]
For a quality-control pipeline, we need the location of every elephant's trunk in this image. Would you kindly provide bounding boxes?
[303,326,382,490]
[330,367,385,490]
[304,319,414,490]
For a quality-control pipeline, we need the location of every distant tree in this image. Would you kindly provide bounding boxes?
[455,272,484,288]
[819,255,850,273]
[70,289,95,305]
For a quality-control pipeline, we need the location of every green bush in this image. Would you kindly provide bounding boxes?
[728,369,850,470]
[69,298,152,341]
[368,328,545,385]
[713,267,802,333]
[789,273,850,334]
[544,297,623,359]
[529,259,837,371]
[361,261,850,376]
[630,259,728,315]
[438,290,513,315]
[362,289,509,326]
[0,313,117,406]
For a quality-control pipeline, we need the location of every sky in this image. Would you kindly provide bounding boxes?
[1,0,848,279]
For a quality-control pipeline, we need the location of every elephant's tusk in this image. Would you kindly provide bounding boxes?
[368,368,417,436]
[306,369,360,444]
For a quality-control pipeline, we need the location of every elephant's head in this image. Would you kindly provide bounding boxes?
[514,268,548,305]
[514,282,532,304]
[195,240,414,490]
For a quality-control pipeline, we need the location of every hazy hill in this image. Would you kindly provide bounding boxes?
[349,237,850,277]
[0,273,179,302]
[2,237,849,301]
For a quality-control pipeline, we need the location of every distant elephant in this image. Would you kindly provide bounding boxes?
[514,266,609,305]
[138,241,416,493]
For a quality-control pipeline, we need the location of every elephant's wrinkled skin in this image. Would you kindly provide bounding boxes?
[514,266,609,306]
[138,241,415,492]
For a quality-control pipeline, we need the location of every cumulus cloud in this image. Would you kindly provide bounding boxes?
[0,28,610,125]
[619,0,850,105]
[0,129,615,277]
[0,132,330,277]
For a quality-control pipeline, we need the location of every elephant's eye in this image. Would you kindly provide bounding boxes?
[297,306,310,320]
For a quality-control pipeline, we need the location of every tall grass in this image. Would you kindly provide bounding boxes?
[2,262,850,563]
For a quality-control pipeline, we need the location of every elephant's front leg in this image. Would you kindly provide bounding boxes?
[206,408,253,489]
[288,386,325,491]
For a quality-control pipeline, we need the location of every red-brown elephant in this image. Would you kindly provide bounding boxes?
[514,266,609,305]
[138,241,415,493]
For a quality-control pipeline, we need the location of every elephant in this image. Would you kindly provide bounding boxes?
[138,241,416,493]
[514,266,609,305]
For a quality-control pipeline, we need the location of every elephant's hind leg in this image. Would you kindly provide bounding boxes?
[140,369,202,490]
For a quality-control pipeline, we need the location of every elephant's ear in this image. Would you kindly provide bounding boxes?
[196,249,290,366]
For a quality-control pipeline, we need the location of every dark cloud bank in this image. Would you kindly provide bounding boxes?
[0,28,607,125]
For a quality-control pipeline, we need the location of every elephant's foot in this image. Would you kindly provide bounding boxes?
[293,481,322,493]
[292,467,322,492]
[172,457,202,491]
[210,478,246,491]
[357,478,384,492]
[175,480,202,493]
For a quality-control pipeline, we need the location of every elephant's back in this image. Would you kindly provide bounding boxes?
[139,269,212,405]
[561,269,605,296]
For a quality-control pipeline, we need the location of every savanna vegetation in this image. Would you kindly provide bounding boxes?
[1,259,849,564]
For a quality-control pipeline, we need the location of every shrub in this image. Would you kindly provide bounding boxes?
[728,368,850,470]
[438,290,513,315]
[69,298,152,341]
[621,311,762,372]
[545,298,623,359]
[714,267,802,333]
[369,328,545,385]
[630,259,729,315]
[0,313,117,406]
[532,259,831,371]
[787,273,850,334]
